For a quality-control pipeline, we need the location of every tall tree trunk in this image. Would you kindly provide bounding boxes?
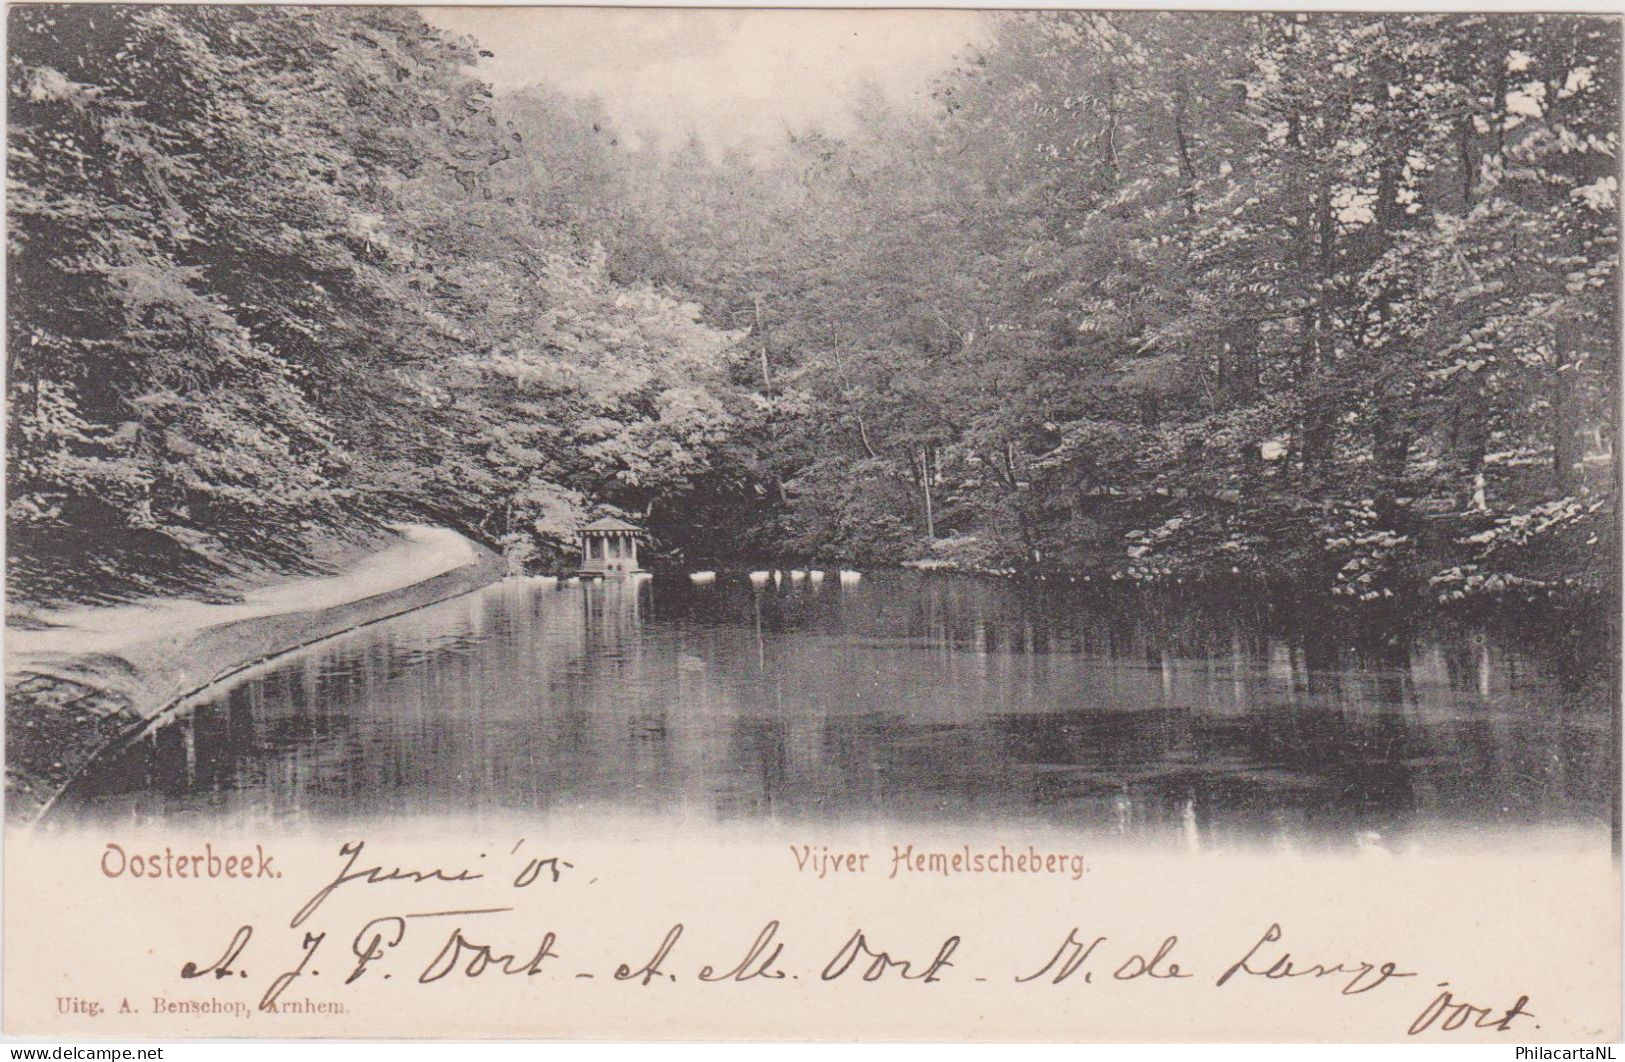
[1551,352,1580,494]
[752,296,787,503]
[1456,118,1477,209]
[831,340,882,462]
[918,446,936,539]
[1452,383,1490,513]
[1296,171,1337,475]
[1371,403,1413,526]
[752,295,773,394]
[1101,72,1120,186]
[1173,82,1199,237]
[855,414,879,461]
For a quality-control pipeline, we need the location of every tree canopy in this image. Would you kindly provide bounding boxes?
[8,8,1618,609]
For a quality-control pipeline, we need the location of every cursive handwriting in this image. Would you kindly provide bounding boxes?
[347,916,406,985]
[1216,922,1415,996]
[1016,927,1109,984]
[180,924,251,980]
[1408,988,1535,1036]
[259,931,324,1012]
[614,924,683,985]
[419,929,561,983]
[291,842,484,929]
[163,842,1537,1038]
[820,929,960,983]
[699,920,788,981]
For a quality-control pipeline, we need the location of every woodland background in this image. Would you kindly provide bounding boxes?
[8,7,1619,612]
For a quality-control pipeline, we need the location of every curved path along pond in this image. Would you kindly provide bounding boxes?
[51,572,1616,850]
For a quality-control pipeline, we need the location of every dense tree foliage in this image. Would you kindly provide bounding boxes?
[7,5,749,600]
[636,11,1620,604]
[8,9,1617,609]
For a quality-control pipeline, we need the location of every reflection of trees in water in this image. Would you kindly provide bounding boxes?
[676,571,1607,705]
[55,574,1615,841]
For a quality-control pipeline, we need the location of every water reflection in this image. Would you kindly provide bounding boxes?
[53,572,1615,848]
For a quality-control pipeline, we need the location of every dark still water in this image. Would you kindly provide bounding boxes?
[53,572,1617,847]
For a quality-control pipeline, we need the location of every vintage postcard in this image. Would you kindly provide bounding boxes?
[4,2,1621,1044]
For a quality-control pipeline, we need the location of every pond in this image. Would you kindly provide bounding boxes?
[52,571,1617,849]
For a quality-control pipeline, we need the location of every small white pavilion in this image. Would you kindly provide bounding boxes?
[576,516,645,577]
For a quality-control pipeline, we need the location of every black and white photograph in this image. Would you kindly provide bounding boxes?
[3,3,1620,1044]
